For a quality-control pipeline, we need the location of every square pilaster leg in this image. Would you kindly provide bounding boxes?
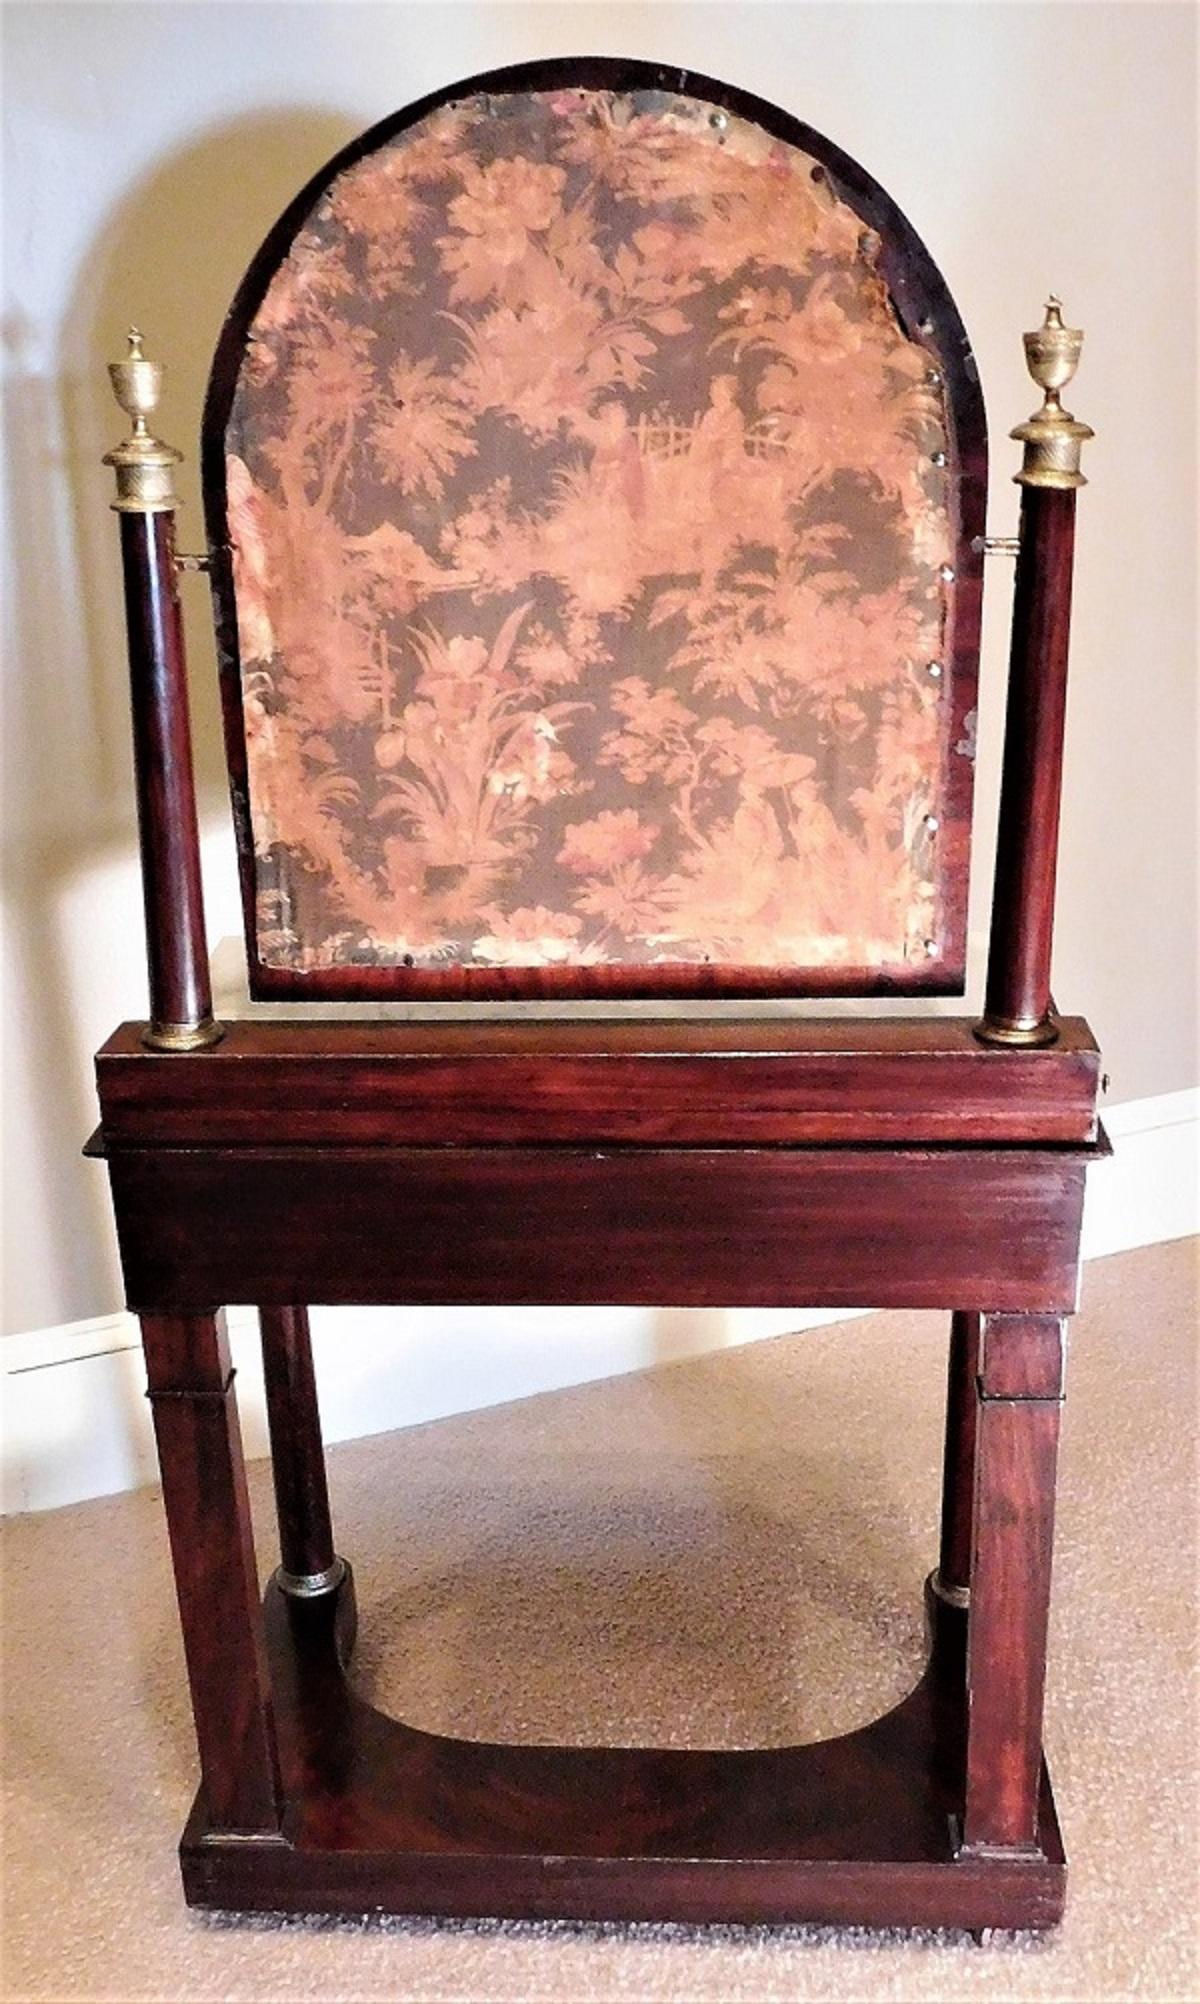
[141,1310,281,1833]
[963,1312,1065,1854]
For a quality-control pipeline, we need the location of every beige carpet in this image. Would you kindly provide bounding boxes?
[3,1238,1197,2003]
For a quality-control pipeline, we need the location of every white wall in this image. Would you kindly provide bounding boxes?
[3,1,1197,1340]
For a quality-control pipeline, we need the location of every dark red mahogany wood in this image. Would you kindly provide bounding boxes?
[202,54,987,1005]
[964,1315,1065,1852]
[938,1310,981,1596]
[178,1576,1064,1928]
[117,513,214,1038]
[95,1017,1102,1148]
[982,488,1078,1038]
[89,54,1102,1937]
[140,1311,280,1831]
[259,1307,338,1582]
[245,957,970,1005]
[105,1140,1097,1315]
[97,1051,1102,1932]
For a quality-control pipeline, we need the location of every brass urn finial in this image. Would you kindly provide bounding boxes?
[103,326,182,513]
[1011,296,1093,489]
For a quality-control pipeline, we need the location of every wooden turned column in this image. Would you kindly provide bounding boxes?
[259,1306,345,1596]
[104,328,220,1052]
[977,300,1092,1050]
[141,1311,281,1832]
[963,1312,1065,1854]
[932,1310,980,1610]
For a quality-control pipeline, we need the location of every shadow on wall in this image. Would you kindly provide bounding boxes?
[3,110,358,1335]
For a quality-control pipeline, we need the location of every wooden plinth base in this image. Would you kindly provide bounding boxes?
[179,1572,1064,1931]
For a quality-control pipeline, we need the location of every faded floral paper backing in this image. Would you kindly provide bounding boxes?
[226,87,954,976]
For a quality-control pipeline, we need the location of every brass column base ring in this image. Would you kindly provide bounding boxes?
[929,1569,971,1611]
[142,1018,225,1052]
[274,1559,348,1600]
[972,1014,1060,1049]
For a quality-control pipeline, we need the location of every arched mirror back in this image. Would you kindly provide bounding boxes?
[204,59,986,1000]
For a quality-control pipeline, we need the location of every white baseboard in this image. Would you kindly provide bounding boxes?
[3,1089,1195,1516]
[1080,1088,1199,1258]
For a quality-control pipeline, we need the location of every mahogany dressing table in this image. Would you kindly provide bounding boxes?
[90,59,1103,1932]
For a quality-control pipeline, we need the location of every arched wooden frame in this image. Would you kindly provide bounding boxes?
[202,56,987,1003]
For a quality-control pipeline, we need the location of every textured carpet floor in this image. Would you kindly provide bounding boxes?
[2,1238,1197,2003]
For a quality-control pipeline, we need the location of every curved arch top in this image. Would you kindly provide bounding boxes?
[204,58,986,1001]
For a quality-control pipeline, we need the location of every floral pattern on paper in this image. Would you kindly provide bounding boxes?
[226,87,953,976]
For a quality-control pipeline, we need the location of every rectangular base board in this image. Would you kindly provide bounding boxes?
[180,1802,1065,1932]
[178,1577,1065,1934]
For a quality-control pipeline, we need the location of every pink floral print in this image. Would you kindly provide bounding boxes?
[224,86,954,977]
